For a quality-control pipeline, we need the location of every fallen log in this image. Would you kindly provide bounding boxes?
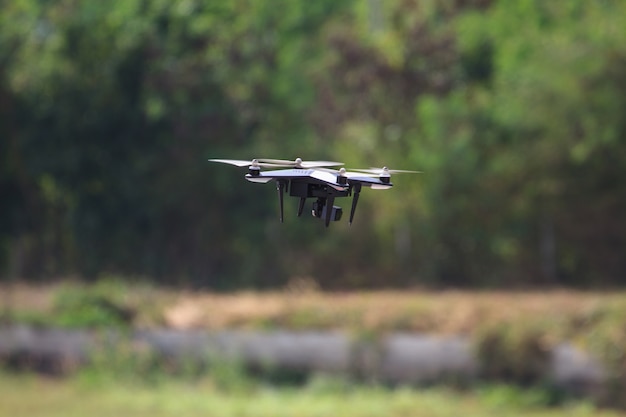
[0,325,606,399]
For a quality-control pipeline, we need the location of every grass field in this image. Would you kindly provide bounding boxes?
[1,372,624,417]
[3,281,626,410]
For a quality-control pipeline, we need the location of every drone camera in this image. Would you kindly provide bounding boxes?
[312,202,343,221]
[331,206,343,221]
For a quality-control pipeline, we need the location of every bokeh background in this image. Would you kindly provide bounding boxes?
[3,1,626,415]
[2,0,625,290]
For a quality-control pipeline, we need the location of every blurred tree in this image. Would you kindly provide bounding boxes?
[307,0,626,287]
[1,0,625,288]
[0,0,354,287]
[413,0,626,285]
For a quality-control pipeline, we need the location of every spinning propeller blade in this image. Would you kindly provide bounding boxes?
[257,158,344,168]
[209,158,344,169]
[316,167,378,178]
[208,159,290,168]
[352,167,422,175]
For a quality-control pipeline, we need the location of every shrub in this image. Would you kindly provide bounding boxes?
[52,280,135,328]
[578,319,626,408]
[474,322,550,386]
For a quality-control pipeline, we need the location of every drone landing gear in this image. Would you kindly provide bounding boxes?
[297,197,306,217]
[276,180,287,223]
[349,183,362,225]
[325,196,335,227]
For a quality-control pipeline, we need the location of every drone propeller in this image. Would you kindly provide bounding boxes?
[258,157,344,168]
[209,158,344,169]
[317,167,378,178]
[208,159,291,168]
[352,167,422,175]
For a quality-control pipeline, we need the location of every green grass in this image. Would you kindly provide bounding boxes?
[0,373,623,417]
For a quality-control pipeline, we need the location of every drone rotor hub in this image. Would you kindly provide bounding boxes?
[249,159,261,176]
[337,168,348,185]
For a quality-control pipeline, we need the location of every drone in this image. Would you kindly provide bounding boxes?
[209,157,419,227]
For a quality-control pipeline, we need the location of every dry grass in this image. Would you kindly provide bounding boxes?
[161,289,624,336]
[4,282,623,337]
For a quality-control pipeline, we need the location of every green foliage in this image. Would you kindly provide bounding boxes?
[209,358,258,393]
[52,281,135,328]
[79,334,303,392]
[79,335,255,390]
[477,384,568,410]
[1,0,626,287]
[576,311,626,408]
[79,337,167,386]
[305,373,356,395]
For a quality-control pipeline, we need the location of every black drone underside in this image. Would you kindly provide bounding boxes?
[209,158,419,227]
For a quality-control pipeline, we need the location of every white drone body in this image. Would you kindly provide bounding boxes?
[209,158,419,227]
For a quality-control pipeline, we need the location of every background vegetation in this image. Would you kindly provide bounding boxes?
[1,0,625,289]
[4,282,626,409]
